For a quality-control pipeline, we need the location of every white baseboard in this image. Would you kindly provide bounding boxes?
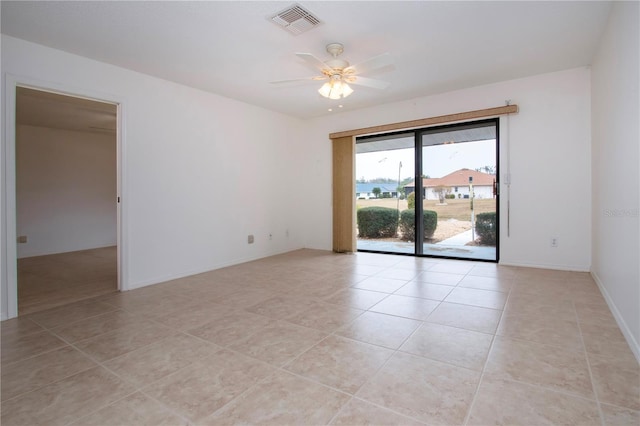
[591,270,640,364]
[126,246,303,291]
[498,260,590,272]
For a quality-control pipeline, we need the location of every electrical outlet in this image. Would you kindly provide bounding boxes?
[17,235,27,244]
[550,237,558,248]
[248,235,254,244]
[269,233,273,240]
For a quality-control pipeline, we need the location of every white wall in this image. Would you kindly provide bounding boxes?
[16,125,117,258]
[1,35,306,319]
[304,67,592,271]
[0,30,617,323]
[425,185,493,201]
[591,1,640,359]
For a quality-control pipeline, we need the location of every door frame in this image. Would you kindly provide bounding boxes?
[2,74,127,319]
[354,117,500,262]
[416,118,500,262]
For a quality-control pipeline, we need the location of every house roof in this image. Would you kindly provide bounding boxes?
[356,183,398,194]
[405,168,495,188]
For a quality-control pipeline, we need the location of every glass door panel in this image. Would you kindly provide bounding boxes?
[419,120,498,261]
[355,133,415,254]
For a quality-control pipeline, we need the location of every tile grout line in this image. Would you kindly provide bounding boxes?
[574,300,607,426]
[265,263,438,423]
[187,344,353,424]
[2,326,187,425]
[337,263,471,424]
[175,316,372,419]
[324,395,356,426]
[461,268,512,426]
[327,261,505,424]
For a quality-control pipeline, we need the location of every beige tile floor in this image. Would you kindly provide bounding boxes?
[2,249,639,425]
[17,247,118,315]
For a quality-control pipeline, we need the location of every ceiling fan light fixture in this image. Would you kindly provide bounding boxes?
[318,82,332,98]
[318,79,353,99]
[341,83,354,97]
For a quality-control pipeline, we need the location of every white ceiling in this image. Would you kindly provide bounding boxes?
[2,1,612,120]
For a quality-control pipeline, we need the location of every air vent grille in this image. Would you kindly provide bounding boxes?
[271,4,321,35]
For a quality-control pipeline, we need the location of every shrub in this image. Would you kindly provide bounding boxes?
[357,207,398,238]
[407,192,415,209]
[445,194,456,199]
[398,209,438,241]
[423,210,438,238]
[475,212,497,245]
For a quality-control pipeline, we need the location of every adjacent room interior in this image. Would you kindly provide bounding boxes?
[15,88,118,314]
[0,1,637,425]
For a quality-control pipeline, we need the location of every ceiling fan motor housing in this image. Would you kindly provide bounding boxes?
[326,43,344,57]
[323,42,349,71]
[325,58,349,71]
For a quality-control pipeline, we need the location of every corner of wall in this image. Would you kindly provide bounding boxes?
[589,0,640,363]
[591,269,640,363]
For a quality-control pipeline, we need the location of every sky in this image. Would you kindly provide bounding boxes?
[356,139,496,181]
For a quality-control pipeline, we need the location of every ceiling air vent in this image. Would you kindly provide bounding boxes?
[270,4,321,35]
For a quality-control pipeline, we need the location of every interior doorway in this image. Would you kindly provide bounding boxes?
[14,87,119,314]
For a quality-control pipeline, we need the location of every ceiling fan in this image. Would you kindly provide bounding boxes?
[271,43,394,100]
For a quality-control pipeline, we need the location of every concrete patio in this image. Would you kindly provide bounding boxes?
[357,229,496,261]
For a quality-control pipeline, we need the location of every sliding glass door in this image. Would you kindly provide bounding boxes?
[356,119,498,261]
[355,132,414,254]
[418,120,498,260]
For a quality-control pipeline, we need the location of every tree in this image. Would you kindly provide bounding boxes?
[475,165,496,175]
[407,192,415,209]
[396,185,405,200]
[433,185,451,203]
[400,177,413,186]
[368,177,396,183]
[372,187,382,198]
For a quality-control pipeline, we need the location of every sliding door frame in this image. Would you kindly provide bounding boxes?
[331,104,517,260]
[416,118,500,262]
[354,117,501,262]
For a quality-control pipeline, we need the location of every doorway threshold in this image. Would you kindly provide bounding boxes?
[357,240,496,261]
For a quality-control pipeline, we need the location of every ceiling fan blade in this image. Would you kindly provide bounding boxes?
[347,76,390,90]
[270,75,327,86]
[344,53,393,75]
[295,52,330,73]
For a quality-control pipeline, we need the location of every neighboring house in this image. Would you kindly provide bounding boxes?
[404,168,496,200]
[355,183,398,199]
